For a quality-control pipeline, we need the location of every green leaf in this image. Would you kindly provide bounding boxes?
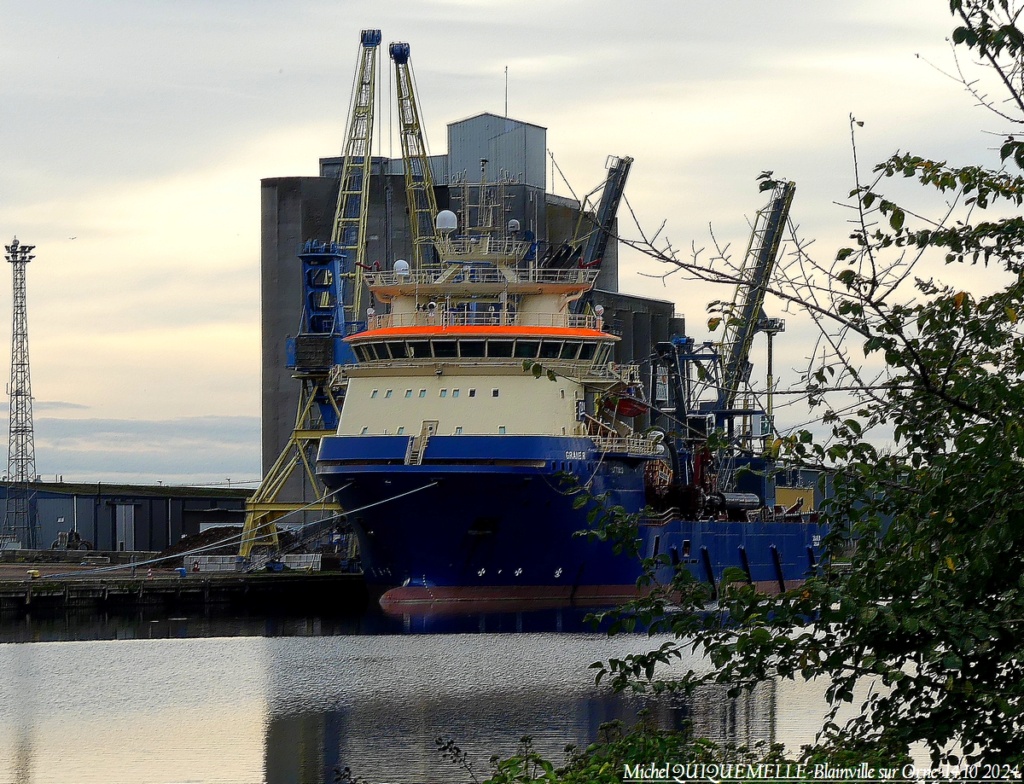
[889,207,905,232]
[722,566,749,583]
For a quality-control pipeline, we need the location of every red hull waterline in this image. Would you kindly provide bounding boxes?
[377,580,796,616]
[378,584,639,615]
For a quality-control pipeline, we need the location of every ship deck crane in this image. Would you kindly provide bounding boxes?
[568,155,633,314]
[239,29,382,561]
[574,155,633,270]
[390,42,440,269]
[648,180,795,518]
[716,179,795,415]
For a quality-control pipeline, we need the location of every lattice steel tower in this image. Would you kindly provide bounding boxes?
[4,237,37,549]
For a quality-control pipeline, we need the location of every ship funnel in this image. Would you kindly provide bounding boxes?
[436,210,458,234]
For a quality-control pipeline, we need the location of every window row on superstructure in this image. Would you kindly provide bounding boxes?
[369,387,499,399]
[352,337,613,364]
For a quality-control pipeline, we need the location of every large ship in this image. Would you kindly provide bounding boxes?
[315,168,822,609]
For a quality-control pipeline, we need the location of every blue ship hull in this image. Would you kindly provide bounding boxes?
[317,434,822,608]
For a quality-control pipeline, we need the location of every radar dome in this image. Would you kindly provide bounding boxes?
[394,259,410,276]
[436,210,458,233]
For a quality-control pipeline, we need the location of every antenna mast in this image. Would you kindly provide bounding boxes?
[4,236,38,550]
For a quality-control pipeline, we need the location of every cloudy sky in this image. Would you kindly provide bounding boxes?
[0,0,1005,486]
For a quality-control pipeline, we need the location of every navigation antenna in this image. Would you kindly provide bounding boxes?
[3,237,38,550]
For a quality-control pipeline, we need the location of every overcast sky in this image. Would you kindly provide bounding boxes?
[0,0,1006,486]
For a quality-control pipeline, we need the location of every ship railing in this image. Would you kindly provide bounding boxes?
[591,435,664,456]
[433,234,529,260]
[328,358,634,384]
[368,311,600,330]
[364,267,600,288]
[640,508,680,527]
[586,362,647,383]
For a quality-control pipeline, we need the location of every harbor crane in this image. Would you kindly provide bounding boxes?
[390,41,440,269]
[239,29,382,560]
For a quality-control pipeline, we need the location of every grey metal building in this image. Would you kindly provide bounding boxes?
[0,482,247,553]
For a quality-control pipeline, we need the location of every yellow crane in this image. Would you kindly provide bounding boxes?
[239,29,382,561]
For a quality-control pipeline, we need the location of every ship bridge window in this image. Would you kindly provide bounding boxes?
[492,388,500,397]
[560,341,582,360]
[405,389,412,398]
[433,340,458,358]
[355,346,373,362]
[370,389,379,399]
[385,389,393,399]
[388,342,411,359]
[488,340,514,358]
[407,341,429,358]
[440,389,448,398]
[452,389,460,398]
[418,389,427,398]
[468,389,477,397]
[579,342,597,361]
[514,340,540,359]
[459,340,486,358]
[539,341,562,359]
[368,342,388,360]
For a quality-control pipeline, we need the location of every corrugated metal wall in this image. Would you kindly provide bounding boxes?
[447,113,546,189]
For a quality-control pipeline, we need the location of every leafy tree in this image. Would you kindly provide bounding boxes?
[588,0,1024,767]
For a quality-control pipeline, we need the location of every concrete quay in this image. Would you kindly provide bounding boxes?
[0,564,367,617]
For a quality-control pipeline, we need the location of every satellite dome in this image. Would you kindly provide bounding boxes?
[394,259,410,276]
[436,210,458,233]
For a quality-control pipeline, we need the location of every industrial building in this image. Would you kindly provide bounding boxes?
[261,112,683,495]
[0,482,247,554]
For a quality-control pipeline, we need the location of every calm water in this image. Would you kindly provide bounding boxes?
[0,608,833,784]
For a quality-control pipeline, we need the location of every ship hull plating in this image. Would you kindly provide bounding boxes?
[318,434,821,608]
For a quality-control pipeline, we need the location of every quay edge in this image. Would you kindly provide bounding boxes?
[0,571,368,618]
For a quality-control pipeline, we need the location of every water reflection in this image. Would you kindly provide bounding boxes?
[0,604,618,643]
[257,634,779,783]
[0,609,815,784]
